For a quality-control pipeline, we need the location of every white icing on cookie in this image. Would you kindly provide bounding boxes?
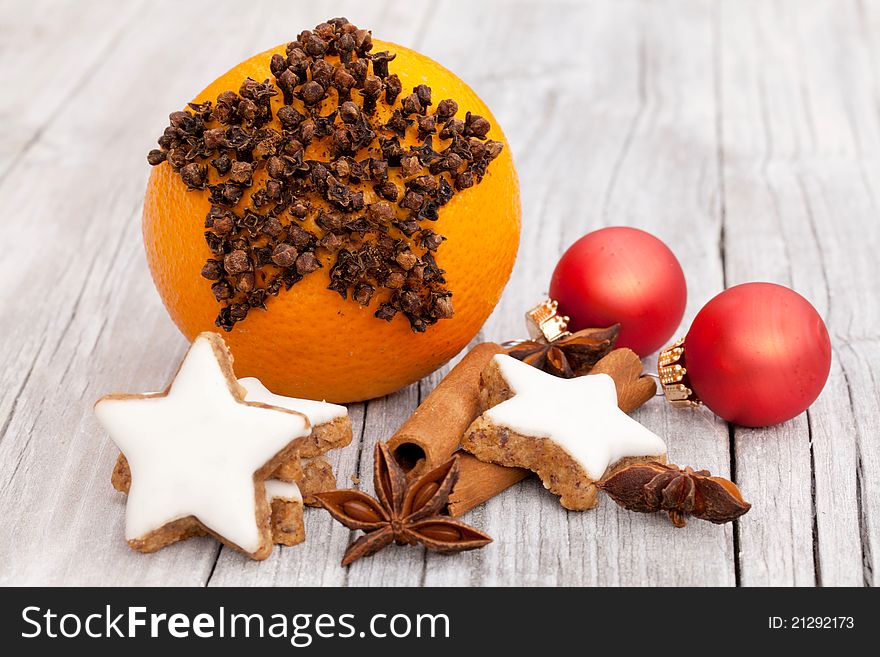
[265,480,302,503]
[238,377,347,427]
[94,335,311,554]
[486,354,667,480]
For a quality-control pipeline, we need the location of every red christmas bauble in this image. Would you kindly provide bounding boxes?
[684,282,831,427]
[549,227,687,356]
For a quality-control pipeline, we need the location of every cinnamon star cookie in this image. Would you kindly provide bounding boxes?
[94,332,314,559]
[462,354,667,510]
[111,376,352,506]
[238,377,351,503]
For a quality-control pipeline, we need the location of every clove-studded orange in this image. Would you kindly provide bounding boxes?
[142,18,520,402]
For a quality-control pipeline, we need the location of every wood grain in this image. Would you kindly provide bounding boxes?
[0,0,876,586]
[718,0,878,586]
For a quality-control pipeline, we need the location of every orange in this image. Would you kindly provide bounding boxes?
[143,37,520,402]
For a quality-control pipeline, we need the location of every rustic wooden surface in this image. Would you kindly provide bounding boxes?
[1,0,877,587]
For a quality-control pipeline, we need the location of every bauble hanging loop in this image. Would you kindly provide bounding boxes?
[524,299,571,343]
[658,338,700,407]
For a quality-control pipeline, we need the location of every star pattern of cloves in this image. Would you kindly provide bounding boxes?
[314,442,492,566]
[147,17,503,333]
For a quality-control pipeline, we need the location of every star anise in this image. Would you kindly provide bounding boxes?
[314,442,492,566]
[598,462,751,527]
[506,324,620,378]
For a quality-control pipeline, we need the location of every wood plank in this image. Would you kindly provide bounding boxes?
[795,162,880,586]
[205,0,437,587]
[419,0,736,586]
[718,0,879,585]
[0,0,146,495]
[0,0,293,585]
[0,0,146,176]
[716,0,818,575]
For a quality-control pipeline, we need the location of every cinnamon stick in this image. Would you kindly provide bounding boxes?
[447,454,528,517]
[589,348,657,413]
[387,342,503,477]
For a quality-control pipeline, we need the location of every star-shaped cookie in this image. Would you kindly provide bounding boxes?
[94,332,313,559]
[110,376,353,506]
[462,354,667,510]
